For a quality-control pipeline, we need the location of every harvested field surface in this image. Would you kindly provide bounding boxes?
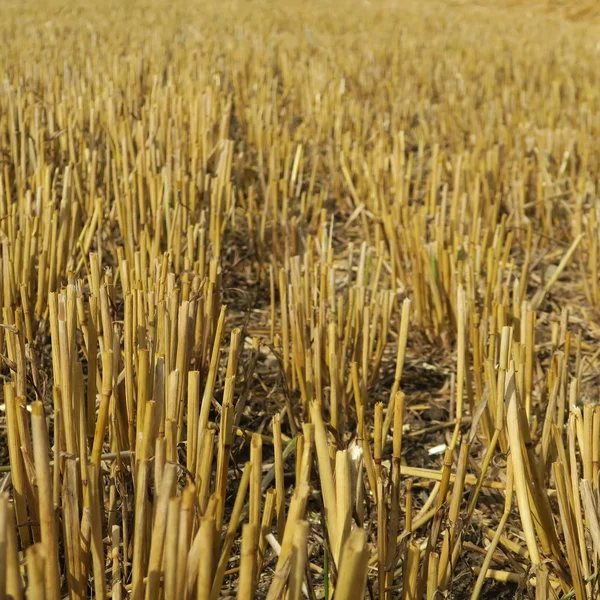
[1,0,600,598]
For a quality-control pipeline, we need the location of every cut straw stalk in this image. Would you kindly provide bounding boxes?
[276,483,310,572]
[257,488,276,574]
[504,370,541,565]
[310,402,338,547]
[1,495,22,600]
[4,383,31,548]
[289,521,309,600]
[250,433,263,556]
[31,402,60,600]
[88,463,107,600]
[382,299,410,443]
[0,498,7,600]
[131,460,150,600]
[553,462,585,599]
[580,480,600,561]
[26,544,46,600]
[197,515,216,600]
[402,542,420,600]
[272,414,286,539]
[334,529,369,600]
[163,498,181,600]
[145,463,177,600]
[333,450,352,565]
[238,524,257,600]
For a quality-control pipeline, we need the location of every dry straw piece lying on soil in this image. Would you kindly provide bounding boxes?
[0,0,600,598]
